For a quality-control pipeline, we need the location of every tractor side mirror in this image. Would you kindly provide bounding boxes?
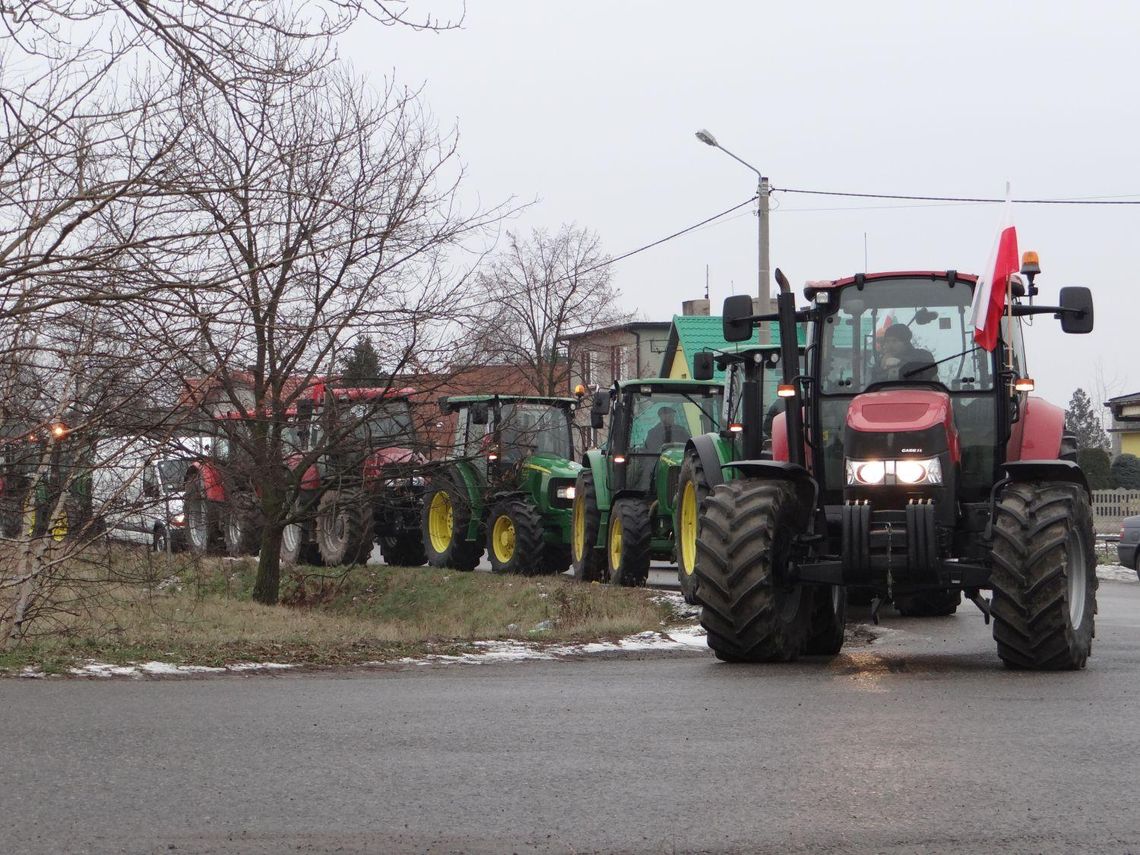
[590,390,610,429]
[722,294,755,342]
[693,351,715,381]
[1058,286,1094,334]
[470,402,490,425]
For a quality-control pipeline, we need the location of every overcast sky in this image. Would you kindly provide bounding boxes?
[346,0,1139,409]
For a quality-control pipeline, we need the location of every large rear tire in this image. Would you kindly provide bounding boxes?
[990,481,1097,670]
[675,452,711,604]
[895,588,960,617]
[281,495,322,566]
[571,471,605,582]
[316,489,373,567]
[487,499,546,575]
[608,498,651,587]
[224,492,261,557]
[695,480,811,662]
[422,477,482,571]
[184,475,221,555]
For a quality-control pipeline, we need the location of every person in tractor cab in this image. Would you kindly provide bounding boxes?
[644,406,691,452]
[876,324,937,382]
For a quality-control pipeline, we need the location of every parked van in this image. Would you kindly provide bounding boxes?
[91,436,212,552]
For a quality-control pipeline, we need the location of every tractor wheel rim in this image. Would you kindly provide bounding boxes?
[428,491,453,554]
[227,517,242,545]
[282,522,300,552]
[186,496,207,547]
[331,509,348,546]
[492,515,516,563]
[572,492,586,562]
[680,481,698,576]
[1067,527,1088,628]
[609,513,623,571]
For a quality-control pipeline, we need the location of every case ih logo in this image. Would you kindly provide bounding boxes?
[901,448,923,454]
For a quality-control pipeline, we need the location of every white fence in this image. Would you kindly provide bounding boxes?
[1092,489,1140,534]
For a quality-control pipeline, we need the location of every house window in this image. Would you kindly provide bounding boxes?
[610,346,624,382]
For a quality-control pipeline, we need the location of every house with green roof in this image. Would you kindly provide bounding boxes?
[659,314,805,381]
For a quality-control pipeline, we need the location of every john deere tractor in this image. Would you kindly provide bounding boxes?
[691,258,1097,670]
[0,420,92,542]
[423,395,581,574]
[571,379,722,587]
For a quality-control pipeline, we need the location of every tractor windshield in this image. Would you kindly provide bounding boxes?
[498,403,572,459]
[346,400,415,448]
[156,459,189,493]
[819,279,993,395]
[622,388,722,492]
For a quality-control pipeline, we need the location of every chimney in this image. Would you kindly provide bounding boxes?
[681,298,710,316]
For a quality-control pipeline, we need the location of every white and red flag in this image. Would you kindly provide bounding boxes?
[970,187,1019,351]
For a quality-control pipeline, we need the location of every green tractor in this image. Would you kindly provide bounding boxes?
[572,379,723,587]
[422,395,582,575]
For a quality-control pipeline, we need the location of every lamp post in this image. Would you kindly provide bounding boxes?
[695,129,771,311]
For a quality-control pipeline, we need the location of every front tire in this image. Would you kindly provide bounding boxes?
[224,493,261,557]
[380,532,428,567]
[184,476,221,555]
[607,498,651,587]
[804,584,846,656]
[990,481,1097,670]
[675,452,711,604]
[695,480,811,662]
[316,489,373,567]
[571,471,605,582]
[487,499,546,575]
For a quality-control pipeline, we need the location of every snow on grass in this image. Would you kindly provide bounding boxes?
[68,660,296,678]
[1097,564,1138,583]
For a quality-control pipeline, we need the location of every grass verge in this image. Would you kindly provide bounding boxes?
[1,555,685,675]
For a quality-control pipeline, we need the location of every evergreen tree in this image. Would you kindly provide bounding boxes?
[1078,447,1115,490]
[1065,388,1109,451]
[1111,453,1140,490]
[340,337,381,387]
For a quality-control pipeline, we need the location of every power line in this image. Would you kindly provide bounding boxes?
[773,186,1140,205]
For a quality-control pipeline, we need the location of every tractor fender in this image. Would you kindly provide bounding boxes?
[1002,460,1090,496]
[188,460,226,503]
[688,434,728,490]
[723,459,819,528]
[1009,395,1066,462]
[583,448,612,512]
[439,460,485,540]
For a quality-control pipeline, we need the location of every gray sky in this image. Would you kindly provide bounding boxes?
[346,0,1140,409]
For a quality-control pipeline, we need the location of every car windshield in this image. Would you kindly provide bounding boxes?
[819,278,994,395]
[498,403,571,459]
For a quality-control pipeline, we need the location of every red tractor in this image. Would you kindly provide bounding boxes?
[280,382,426,567]
[693,257,1097,669]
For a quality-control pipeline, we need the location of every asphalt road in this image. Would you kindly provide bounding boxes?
[4,582,1140,855]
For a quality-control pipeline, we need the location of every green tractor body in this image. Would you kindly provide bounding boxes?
[423,395,581,574]
[572,378,723,588]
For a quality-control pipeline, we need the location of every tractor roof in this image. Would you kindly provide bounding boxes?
[442,394,578,412]
[614,377,722,392]
[802,270,979,300]
[312,383,415,403]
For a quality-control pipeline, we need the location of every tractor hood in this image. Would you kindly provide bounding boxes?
[845,389,959,462]
[364,446,424,481]
[521,451,582,481]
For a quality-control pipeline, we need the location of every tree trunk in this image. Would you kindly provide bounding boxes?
[252,487,286,605]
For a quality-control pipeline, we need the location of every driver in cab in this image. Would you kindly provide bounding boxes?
[644,406,691,452]
[876,325,937,382]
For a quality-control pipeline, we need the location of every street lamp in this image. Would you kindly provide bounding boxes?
[694,129,771,308]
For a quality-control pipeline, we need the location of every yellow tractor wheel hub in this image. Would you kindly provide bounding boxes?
[492,514,516,564]
[572,492,586,562]
[680,481,698,576]
[428,491,454,554]
[608,513,623,572]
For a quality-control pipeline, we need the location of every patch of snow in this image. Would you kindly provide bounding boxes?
[1098,564,1138,583]
[70,660,297,678]
[19,667,45,679]
[650,590,701,620]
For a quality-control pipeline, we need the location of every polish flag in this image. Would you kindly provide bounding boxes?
[970,193,1019,352]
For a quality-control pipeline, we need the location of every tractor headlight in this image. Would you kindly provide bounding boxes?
[846,457,942,487]
[555,485,576,500]
[170,513,186,527]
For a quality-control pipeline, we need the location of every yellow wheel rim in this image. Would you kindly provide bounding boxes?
[492,515,516,564]
[572,491,586,562]
[680,481,698,576]
[428,491,454,554]
[608,512,623,572]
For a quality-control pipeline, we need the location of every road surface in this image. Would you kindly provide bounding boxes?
[3,581,1140,854]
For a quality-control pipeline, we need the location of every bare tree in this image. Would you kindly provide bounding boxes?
[474,225,628,396]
